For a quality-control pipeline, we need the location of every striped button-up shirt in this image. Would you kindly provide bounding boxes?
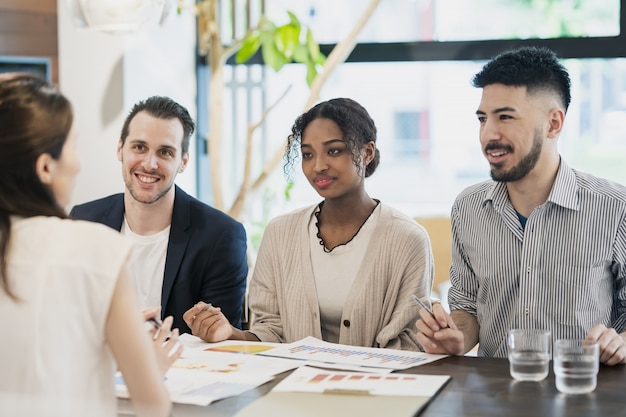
[448,159,626,357]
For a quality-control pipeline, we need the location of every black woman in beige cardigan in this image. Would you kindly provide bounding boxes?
[184,98,434,351]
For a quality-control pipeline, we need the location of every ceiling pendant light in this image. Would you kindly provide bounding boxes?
[67,0,173,34]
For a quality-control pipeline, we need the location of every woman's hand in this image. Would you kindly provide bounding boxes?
[144,312,183,376]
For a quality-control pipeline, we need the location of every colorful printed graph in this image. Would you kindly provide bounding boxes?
[272,366,451,397]
[204,344,276,354]
[259,336,447,370]
[287,344,427,367]
[305,371,418,384]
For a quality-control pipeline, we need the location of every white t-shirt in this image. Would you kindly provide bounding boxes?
[309,204,381,343]
[0,216,132,417]
[120,216,169,310]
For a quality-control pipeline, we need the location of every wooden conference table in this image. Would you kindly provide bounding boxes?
[118,355,626,417]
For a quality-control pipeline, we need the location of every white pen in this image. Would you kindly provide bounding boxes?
[411,294,449,328]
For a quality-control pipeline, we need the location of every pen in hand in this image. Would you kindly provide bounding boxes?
[147,316,163,329]
[145,316,182,359]
[192,302,213,320]
[411,294,450,329]
[146,316,172,340]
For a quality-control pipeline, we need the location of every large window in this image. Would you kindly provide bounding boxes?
[267,0,620,43]
[197,0,626,223]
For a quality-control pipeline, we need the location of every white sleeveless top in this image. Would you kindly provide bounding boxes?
[0,216,132,417]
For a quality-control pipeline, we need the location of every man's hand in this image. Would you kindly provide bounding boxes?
[183,302,234,342]
[415,304,471,356]
[585,324,626,365]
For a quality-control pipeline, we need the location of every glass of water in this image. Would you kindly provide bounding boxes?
[554,339,599,394]
[507,329,552,381]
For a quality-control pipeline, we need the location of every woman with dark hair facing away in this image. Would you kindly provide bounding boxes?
[0,73,181,417]
[185,97,433,351]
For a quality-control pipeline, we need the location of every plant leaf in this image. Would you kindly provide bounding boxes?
[293,44,309,63]
[257,15,276,33]
[306,28,322,62]
[305,61,318,87]
[284,180,294,200]
[235,33,261,63]
[275,24,300,59]
[262,38,288,72]
[286,10,301,28]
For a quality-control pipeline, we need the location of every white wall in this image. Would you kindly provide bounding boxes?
[57,0,197,208]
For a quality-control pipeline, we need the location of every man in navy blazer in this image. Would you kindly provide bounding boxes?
[71,96,247,334]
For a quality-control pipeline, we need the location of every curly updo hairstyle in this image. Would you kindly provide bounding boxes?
[284,97,380,179]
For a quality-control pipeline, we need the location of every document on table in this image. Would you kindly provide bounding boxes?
[259,336,448,370]
[116,337,299,406]
[130,335,447,405]
[234,366,451,417]
[274,365,451,396]
[175,343,299,376]
[179,335,406,374]
[116,369,273,406]
[177,333,284,353]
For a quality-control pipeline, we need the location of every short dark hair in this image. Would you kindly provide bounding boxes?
[0,73,73,298]
[284,97,380,178]
[120,96,195,154]
[472,46,571,112]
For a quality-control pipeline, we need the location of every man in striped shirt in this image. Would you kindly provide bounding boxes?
[415,46,626,365]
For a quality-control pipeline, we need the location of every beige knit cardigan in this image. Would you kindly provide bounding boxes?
[248,203,434,351]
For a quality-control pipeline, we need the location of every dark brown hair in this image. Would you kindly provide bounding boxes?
[119,95,195,154]
[0,73,73,298]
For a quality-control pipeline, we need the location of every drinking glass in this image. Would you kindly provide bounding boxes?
[507,329,552,381]
[554,339,599,394]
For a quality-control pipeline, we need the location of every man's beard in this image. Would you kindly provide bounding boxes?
[489,130,542,182]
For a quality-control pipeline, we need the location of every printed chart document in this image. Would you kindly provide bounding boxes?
[177,333,284,353]
[234,366,451,417]
[116,369,273,406]
[116,337,298,406]
[259,336,447,370]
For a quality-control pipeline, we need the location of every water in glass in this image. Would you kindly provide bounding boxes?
[509,350,550,381]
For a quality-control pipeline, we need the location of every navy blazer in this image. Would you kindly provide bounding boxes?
[70,185,248,333]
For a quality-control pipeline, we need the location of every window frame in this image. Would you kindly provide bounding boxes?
[227,1,626,64]
[196,0,626,202]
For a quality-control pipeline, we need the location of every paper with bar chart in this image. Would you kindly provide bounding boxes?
[259,336,447,370]
[274,365,451,396]
[234,365,451,417]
